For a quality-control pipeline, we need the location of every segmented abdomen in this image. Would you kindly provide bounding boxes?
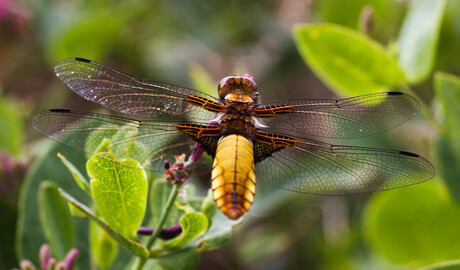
[212,135,255,219]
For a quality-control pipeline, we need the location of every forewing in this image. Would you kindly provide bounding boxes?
[255,92,419,138]
[31,109,213,173]
[54,58,222,122]
[255,137,434,195]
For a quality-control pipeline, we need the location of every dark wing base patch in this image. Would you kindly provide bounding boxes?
[174,124,221,157]
[253,132,298,163]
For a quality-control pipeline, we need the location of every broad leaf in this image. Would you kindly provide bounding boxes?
[90,219,118,269]
[315,0,405,38]
[398,0,446,83]
[435,73,460,141]
[293,23,406,96]
[419,259,460,270]
[434,72,460,202]
[60,189,149,258]
[186,199,204,213]
[17,142,90,268]
[150,204,240,269]
[87,152,148,240]
[160,213,208,251]
[195,212,241,252]
[363,182,460,266]
[38,181,75,260]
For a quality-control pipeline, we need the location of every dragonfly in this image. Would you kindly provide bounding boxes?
[32,57,435,220]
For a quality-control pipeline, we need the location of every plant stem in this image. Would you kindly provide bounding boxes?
[132,183,180,270]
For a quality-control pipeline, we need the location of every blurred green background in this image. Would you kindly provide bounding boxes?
[1,0,460,269]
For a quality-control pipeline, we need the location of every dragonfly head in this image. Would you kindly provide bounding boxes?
[218,75,259,102]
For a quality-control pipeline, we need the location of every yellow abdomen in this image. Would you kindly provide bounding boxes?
[212,135,256,219]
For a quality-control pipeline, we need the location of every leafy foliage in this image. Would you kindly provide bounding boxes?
[38,181,75,260]
[6,0,460,269]
[89,219,118,269]
[419,259,460,270]
[397,0,446,83]
[363,183,460,266]
[60,189,150,259]
[87,152,148,240]
[434,73,460,204]
[58,140,236,269]
[294,23,405,96]
[160,213,208,251]
[16,143,91,269]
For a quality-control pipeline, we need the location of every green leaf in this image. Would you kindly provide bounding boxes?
[315,0,405,38]
[161,213,208,251]
[90,219,118,269]
[59,189,149,258]
[38,181,75,260]
[157,247,200,270]
[84,127,126,158]
[398,0,446,83]
[435,72,460,139]
[137,260,161,270]
[152,212,239,269]
[437,136,460,203]
[293,23,406,96]
[84,126,149,168]
[109,130,138,158]
[186,199,204,213]
[17,143,90,268]
[434,72,460,202]
[57,153,91,195]
[0,93,23,155]
[174,202,194,214]
[87,152,148,240]
[419,259,460,270]
[363,182,460,266]
[94,138,112,153]
[194,212,241,252]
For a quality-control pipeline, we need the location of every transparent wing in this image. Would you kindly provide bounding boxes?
[31,109,213,173]
[255,92,419,138]
[255,137,435,195]
[54,58,222,122]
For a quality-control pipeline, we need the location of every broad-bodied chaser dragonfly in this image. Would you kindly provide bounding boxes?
[32,58,435,219]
